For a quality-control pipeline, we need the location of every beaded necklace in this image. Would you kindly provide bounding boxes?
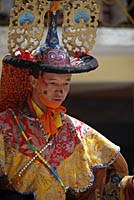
[18,141,52,177]
[10,109,67,192]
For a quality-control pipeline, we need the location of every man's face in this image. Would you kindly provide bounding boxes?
[35,72,72,104]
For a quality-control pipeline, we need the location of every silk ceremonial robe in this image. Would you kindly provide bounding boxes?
[0,103,127,200]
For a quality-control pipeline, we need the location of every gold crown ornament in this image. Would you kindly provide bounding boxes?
[8,0,100,57]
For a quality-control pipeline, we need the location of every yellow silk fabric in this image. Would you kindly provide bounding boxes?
[0,125,120,200]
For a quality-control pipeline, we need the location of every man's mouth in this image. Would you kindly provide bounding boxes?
[52,98,63,102]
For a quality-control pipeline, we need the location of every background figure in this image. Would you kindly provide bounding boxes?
[111,0,128,25]
[99,0,128,26]
[0,0,14,25]
[127,0,134,19]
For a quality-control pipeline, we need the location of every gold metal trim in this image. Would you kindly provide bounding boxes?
[62,0,100,55]
[8,0,50,56]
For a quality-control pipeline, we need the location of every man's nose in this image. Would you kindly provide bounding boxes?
[60,90,64,94]
[56,86,64,94]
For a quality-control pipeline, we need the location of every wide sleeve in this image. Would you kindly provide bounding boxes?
[56,118,122,192]
[64,119,128,200]
[0,128,6,177]
[81,124,128,199]
[79,123,121,169]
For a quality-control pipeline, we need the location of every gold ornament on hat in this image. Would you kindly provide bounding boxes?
[8,0,50,56]
[8,0,99,57]
[62,0,100,55]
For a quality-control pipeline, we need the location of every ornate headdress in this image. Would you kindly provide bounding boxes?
[0,0,100,111]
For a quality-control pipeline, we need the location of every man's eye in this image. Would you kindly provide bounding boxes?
[49,82,55,85]
[64,83,69,85]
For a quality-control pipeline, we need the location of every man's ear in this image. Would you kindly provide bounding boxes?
[29,75,38,88]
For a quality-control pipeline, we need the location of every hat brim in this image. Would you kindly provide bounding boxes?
[3,54,98,74]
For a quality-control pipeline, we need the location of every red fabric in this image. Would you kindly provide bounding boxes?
[17,48,35,61]
[0,48,34,112]
[71,50,91,65]
[74,50,91,58]
[0,109,79,168]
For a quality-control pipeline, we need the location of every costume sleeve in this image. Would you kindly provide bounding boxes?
[0,130,5,177]
[56,118,123,197]
[67,121,128,200]
[80,124,120,168]
[79,124,128,200]
[0,110,13,178]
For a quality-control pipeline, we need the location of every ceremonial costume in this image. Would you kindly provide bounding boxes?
[0,101,121,200]
[0,0,128,199]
